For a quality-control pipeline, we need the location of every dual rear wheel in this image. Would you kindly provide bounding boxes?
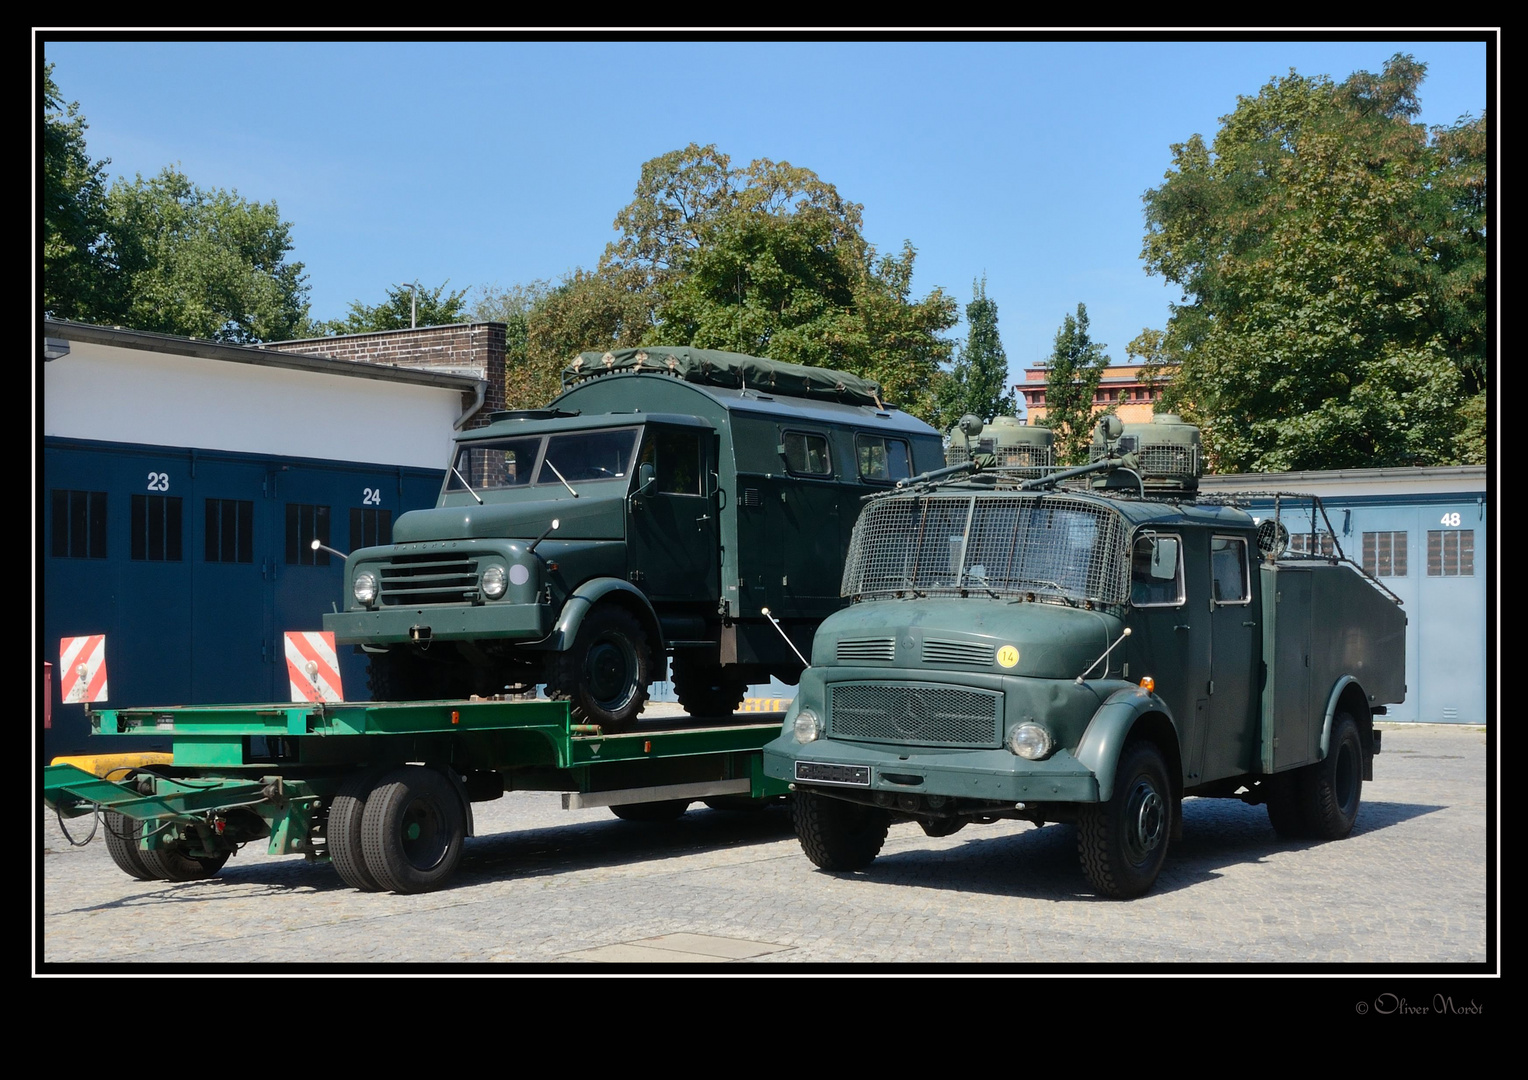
[328,765,467,894]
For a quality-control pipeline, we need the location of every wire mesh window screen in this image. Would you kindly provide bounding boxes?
[843,493,1129,604]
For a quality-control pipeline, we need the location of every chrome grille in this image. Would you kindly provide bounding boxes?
[827,683,1002,747]
[836,638,896,662]
[921,639,994,665]
[379,554,478,605]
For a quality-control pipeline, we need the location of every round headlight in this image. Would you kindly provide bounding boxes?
[353,571,378,605]
[481,564,507,599]
[793,707,822,744]
[1006,722,1054,760]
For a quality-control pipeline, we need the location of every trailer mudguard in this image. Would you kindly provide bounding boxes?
[1074,686,1178,801]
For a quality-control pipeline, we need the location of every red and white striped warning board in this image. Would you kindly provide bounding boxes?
[285,631,344,703]
[59,635,109,704]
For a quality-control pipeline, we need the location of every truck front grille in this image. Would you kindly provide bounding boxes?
[826,683,1002,747]
[379,555,479,605]
[921,639,994,665]
[836,638,896,661]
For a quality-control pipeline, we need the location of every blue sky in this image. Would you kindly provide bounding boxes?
[38,34,1493,413]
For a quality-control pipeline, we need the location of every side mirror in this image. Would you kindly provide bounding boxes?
[1150,536,1179,581]
[637,461,657,495]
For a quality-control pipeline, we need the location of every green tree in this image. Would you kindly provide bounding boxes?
[602,143,955,419]
[1041,304,1112,465]
[1139,54,1487,470]
[318,280,469,336]
[43,67,311,342]
[513,271,651,407]
[102,167,311,343]
[43,62,113,321]
[934,276,1015,427]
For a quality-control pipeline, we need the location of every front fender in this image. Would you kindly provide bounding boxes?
[1074,686,1177,801]
[543,578,664,653]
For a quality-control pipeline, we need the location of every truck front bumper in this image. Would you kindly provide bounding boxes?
[325,602,554,646]
[762,735,1100,805]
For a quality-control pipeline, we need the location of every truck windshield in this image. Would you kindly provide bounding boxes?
[842,492,1130,605]
[447,429,640,493]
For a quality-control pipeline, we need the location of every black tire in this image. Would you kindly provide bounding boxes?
[360,766,466,894]
[140,839,231,882]
[548,606,651,732]
[610,800,691,822]
[1306,712,1364,840]
[367,650,436,702]
[328,770,386,891]
[1263,773,1311,839]
[103,810,156,881]
[671,656,749,718]
[1078,740,1172,899]
[791,792,891,872]
[1264,712,1364,841]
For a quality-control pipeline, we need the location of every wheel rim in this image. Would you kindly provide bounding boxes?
[399,797,450,871]
[1123,778,1166,865]
[585,634,638,710]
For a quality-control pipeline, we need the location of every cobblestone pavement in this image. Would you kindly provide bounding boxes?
[37,723,1493,975]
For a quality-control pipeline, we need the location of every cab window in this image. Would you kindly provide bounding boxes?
[1211,535,1251,605]
[1131,533,1184,607]
[536,429,639,485]
[638,429,704,496]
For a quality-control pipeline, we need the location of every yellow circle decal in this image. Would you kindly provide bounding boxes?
[996,645,1020,668]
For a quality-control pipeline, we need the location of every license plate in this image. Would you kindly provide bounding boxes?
[794,761,871,786]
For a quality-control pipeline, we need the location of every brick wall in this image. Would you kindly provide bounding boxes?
[268,322,506,428]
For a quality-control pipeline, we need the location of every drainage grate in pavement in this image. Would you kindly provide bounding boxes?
[564,933,793,963]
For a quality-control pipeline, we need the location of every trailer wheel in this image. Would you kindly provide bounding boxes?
[791,791,890,871]
[610,800,690,822]
[1078,740,1171,899]
[103,809,156,881]
[671,657,749,718]
[140,840,231,882]
[1305,712,1364,840]
[328,769,386,891]
[550,606,651,733]
[361,766,466,894]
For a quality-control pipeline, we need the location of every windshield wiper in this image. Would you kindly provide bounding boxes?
[451,465,484,505]
[543,458,579,498]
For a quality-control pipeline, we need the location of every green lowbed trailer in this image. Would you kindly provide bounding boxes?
[44,699,786,893]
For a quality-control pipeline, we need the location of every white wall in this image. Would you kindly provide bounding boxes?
[43,341,466,469]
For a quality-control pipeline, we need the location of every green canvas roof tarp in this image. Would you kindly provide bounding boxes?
[563,347,887,409]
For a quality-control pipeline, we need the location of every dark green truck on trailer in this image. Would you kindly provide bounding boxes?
[44,347,947,894]
[325,347,943,729]
[764,414,1407,898]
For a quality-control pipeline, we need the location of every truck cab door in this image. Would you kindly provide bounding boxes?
[1204,534,1260,780]
[1125,529,1211,783]
[626,424,720,603]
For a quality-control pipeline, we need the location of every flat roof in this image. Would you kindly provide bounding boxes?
[43,319,484,393]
